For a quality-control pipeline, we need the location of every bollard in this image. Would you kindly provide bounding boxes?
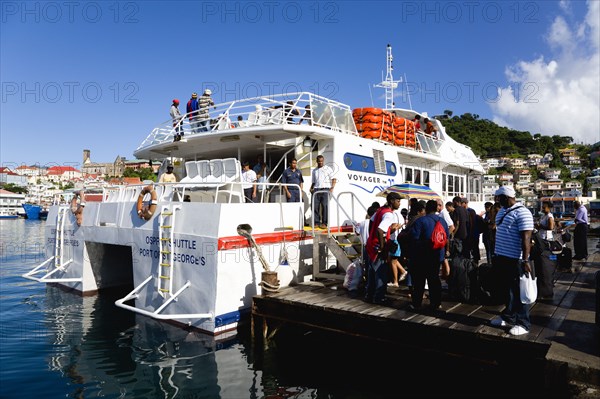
[261,271,280,295]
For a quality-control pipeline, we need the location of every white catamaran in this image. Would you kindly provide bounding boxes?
[24,46,485,335]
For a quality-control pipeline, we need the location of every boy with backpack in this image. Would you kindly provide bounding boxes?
[408,199,449,311]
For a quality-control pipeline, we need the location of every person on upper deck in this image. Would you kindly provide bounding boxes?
[412,115,422,132]
[424,118,438,139]
[170,99,184,142]
[198,89,215,132]
[186,93,200,134]
[283,101,300,124]
[297,104,312,125]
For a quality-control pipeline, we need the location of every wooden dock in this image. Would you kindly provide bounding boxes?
[252,248,600,390]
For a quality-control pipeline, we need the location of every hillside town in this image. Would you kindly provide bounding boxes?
[0,150,159,217]
[1,145,599,218]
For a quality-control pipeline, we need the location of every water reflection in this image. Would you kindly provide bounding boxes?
[42,284,264,398]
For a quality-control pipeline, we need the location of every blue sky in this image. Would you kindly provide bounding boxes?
[1,1,598,169]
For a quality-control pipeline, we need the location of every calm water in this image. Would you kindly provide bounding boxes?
[0,219,571,398]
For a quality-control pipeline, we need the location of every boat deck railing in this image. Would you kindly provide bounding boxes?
[101,181,304,205]
[136,92,358,151]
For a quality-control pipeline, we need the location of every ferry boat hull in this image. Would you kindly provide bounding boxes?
[40,198,308,334]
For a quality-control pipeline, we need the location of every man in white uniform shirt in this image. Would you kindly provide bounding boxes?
[310,155,336,229]
[241,161,257,203]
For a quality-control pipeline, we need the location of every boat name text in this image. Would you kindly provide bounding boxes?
[347,173,384,184]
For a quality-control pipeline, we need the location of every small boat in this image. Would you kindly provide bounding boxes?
[0,210,18,219]
[22,203,43,220]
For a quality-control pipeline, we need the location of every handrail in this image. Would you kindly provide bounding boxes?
[135,92,357,151]
[107,181,305,205]
[114,276,213,321]
[310,190,362,236]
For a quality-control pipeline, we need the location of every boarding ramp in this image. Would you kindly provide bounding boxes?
[311,192,368,281]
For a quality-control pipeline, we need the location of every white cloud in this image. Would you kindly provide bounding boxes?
[490,0,599,144]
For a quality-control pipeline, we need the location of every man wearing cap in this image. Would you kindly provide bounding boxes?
[187,93,200,134]
[159,165,177,183]
[198,89,215,132]
[170,99,183,141]
[489,185,534,336]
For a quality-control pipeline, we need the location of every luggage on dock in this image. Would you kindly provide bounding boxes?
[448,256,475,303]
[558,247,573,271]
[471,262,503,305]
[534,249,557,298]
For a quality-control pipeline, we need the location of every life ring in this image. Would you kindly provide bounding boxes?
[136,185,158,221]
[70,190,85,226]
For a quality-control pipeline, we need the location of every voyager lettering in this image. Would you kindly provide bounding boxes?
[347,173,384,183]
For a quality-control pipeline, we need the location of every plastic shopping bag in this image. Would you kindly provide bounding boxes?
[519,273,537,304]
[343,260,363,291]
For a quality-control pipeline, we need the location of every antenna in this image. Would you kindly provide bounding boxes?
[368,83,374,107]
[404,73,412,110]
[374,44,401,109]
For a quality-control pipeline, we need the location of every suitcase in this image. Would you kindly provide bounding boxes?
[448,256,474,303]
[472,262,503,305]
[535,249,557,298]
[558,247,572,271]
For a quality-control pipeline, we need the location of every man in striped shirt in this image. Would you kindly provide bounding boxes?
[489,186,534,336]
[198,89,215,132]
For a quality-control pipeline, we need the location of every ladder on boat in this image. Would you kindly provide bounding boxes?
[312,230,362,280]
[158,204,179,297]
[22,206,82,283]
[114,204,213,322]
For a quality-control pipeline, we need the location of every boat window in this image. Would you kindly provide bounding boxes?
[416,134,441,155]
[448,174,454,194]
[405,168,413,183]
[311,98,357,133]
[343,152,396,176]
[423,171,430,187]
[414,169,421,185]
[372,150,386,174]
[442,173,447,191]
[455,176,461,196]
[344,155,352,167]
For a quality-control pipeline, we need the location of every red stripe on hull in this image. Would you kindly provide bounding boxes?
[217,225,353,250]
